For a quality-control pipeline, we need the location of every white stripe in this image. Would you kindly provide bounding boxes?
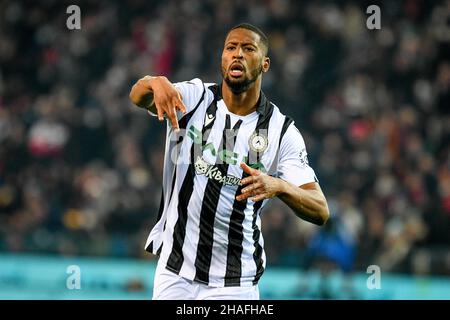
[239,201,258,285]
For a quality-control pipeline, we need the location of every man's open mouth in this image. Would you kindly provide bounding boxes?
[229,63,244,77]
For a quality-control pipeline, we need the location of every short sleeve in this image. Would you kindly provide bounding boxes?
[277,123,318,187]
[148,78,205,119]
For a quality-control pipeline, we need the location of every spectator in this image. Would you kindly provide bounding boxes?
[0,0,448,275]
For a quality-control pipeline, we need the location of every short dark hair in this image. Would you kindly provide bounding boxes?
[227,23,269,56]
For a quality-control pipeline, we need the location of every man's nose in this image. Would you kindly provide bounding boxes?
[233,47,243,59]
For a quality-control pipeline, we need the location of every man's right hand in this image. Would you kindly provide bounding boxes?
[129,75,187,132]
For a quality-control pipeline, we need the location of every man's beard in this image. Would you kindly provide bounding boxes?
[223,65,263,94]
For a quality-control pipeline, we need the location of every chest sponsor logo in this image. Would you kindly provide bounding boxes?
[194,156,241,186]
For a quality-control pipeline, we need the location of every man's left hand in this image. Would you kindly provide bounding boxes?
[236,162,284,202]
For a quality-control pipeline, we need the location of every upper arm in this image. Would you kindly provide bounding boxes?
[299,181,319,191]
[299,181,326,199]
[277,123,318,187]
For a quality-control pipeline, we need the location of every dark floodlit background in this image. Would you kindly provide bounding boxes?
[0,0,449,299]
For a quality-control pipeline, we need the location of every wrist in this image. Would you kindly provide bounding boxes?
[145,76,157,89]
[275,177,287,197]
[144,75,166,89]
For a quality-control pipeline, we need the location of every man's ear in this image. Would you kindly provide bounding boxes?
[262,57,270,73]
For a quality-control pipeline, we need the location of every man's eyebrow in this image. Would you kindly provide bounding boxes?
[225,41,258,47]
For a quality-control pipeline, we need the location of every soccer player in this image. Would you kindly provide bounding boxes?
[129,23,330,300]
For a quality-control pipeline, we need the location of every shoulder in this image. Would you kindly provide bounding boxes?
[175,78,217,98]
[265,101,298,141]
[276,113,306,150]
[175,78,217,88]
[266,100,290,122]
[174,78,205,90]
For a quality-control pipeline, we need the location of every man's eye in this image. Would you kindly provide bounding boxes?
[227,46,235,51]
[245,47,255,52]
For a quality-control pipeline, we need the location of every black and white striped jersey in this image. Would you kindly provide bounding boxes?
[145,78,318,287]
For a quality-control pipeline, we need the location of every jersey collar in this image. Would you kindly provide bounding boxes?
[216,82,269,116]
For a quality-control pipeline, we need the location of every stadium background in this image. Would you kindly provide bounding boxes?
[0,0,449,299]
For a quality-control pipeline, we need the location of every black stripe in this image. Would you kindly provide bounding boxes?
[168,166,178,202]
[278,116,294,147]
[146,242,153,253]
[224,176,248,286]
[155,189,165,224]
[264,115,294,176]
[145,186,164,253]
[166,88,218,274]
[252,200,264,285]
[194,112,243,284]
[224,100,275,286]
[251,100,274,285]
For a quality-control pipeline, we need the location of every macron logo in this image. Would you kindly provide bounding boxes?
[204,113,215,127]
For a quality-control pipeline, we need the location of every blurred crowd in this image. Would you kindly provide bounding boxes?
[0,0,449,276]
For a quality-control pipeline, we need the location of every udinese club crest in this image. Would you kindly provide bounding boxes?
[249,132,268,153]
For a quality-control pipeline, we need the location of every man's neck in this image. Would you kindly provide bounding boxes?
[221,80,261,116]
